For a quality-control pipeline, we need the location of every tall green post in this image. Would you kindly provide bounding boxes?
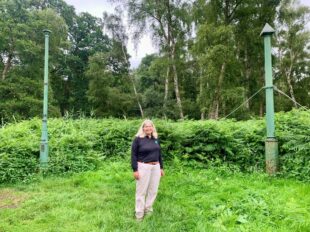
[260,23,279,174]
[40,29,51,169]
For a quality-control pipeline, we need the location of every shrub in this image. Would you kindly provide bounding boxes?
[0,109,309,183]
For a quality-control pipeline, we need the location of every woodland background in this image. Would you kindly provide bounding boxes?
[0,0,309,122]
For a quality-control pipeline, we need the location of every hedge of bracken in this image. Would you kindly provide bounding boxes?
[0,109,309,183]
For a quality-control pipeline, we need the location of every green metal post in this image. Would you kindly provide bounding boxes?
[40,29,51,169]
[260,23,279,175]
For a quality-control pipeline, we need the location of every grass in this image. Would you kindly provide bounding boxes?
[0,160,310,232]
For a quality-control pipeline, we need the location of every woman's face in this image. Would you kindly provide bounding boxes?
[143,122,153,136]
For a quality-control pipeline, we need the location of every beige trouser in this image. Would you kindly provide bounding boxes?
[135,162,161,219]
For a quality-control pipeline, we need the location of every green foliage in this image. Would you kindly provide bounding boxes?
[276,110,310,180]
[0,0,118,121]
[0,76,61,122]
[135,54,167,118]
[0,110,310,184]
[86,50,134,117]
[0,1,67,122]
[67,12,112,114]
[0,118,138,183]
[275,0,310,110]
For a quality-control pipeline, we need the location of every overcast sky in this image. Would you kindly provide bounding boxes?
[64,0,310,68]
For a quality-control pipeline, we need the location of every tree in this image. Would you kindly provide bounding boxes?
[102,11,144,118]
[0,0,68,121]
[233,0,280,116]
[193,23,237,119]
[192,0,280,119]
[86,50,135,117]
[123,0,192,119]
[192,0,241,119]
[135,54,170,118]
[67,12,111,114]
[0,0,30,80]
[275,0,310,109]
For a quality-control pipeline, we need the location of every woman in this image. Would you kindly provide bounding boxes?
[131,119,164,220]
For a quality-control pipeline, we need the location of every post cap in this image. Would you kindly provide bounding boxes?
[43,29,52,34]
[260,23,275,37]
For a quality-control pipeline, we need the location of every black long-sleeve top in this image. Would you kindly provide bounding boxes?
[131,136,164,171]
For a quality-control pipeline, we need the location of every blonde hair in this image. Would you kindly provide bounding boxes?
[135,119,158,139]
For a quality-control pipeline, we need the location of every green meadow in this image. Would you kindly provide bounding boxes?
[1,161,310,232]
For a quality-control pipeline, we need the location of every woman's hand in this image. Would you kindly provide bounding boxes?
[160,169,165,177]
[133,171,140,180]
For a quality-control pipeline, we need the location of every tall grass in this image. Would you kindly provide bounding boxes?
[1,160,310,232]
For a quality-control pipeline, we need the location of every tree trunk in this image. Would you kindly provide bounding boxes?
[199,76,205,120]
[171,43,184,119]
[201,112,205,120]
[285,56,297,108]
[259,102,264,117]
[209,62,226,119]
[130,75,144,118]
[121,44,144,118]
[286,72,297,108]
[2,54,13,80]
[259,68,265,117]
[244,49,251,110]
[163,64,170,119]
[165,0,183,119]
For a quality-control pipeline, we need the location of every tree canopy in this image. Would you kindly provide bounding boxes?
[0,0,309,122]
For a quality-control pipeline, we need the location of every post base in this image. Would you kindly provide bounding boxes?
[265,138,279,175]
[40,142,48,169]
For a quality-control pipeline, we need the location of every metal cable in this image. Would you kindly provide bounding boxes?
[221,86,265,120]
[273,85,309,110]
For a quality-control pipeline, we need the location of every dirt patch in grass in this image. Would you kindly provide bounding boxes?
[0,189,27,209]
